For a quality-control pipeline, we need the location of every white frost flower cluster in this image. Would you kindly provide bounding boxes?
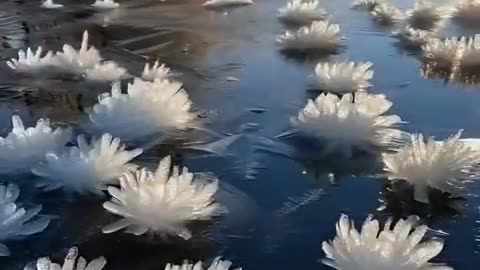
[322,214,452,270]
[0,184,50,256]
[394,27,434,48]
[383,131,480,203]
[313,61,374,93]
[91,0,120,10]
[6,47,55,74]
[371,3,405,24]
[0,115,71,174]
[141,61,171,82]
[88,79,195,142]
[102,156,224,239]
[165,257,241,270]
[277,0,326,25]
[24,247,107,270]
[277,20,342,52]
[422,37,465,69]
[32,134,142,195]
[203,0,253,8]
[7,31,126,82]
[291,92,404,155]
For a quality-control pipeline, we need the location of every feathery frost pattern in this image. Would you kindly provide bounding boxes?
[0,116,71,174]
[91,0,120,10]
[102,156,224,239]
[88,79,195,142]
[203,0,253,8]
[291,92,404,155]
[0,184,50,256]
[6,47,55,74]
[141,61,171,82]
[313,61,374,93]
[422,37,465,69]
[322,214,452,270]
[277,0,326,25]
[32,134,142,195]
[383,131,480,203]
[165,257,241,270]
[277,20,342,52]
[25,247,107,270]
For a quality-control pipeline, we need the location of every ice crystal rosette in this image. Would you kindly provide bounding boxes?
[277,0,326,25]
[313,61,374,93]
[203,0,253,8]
[165,257,241,270]
[0,184,50,256]
[382,131,480,203]
[141,61,171,82]
[371,3,405,25]
[6,47,56,75]
[422,37,465,70]
[291,92,404,156]
[322,214,453,270]
[394,27,434,48]
[0,115,71,174]
[24,247,107,270]
[102,156,224,239]
[32,134,142,195]
[91,0,120,10]
[406,1,446,30]
[458,34,480,71]
[88,79,196,142]
[277,20,342,52]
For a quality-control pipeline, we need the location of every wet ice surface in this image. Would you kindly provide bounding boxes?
[1,0,480,269]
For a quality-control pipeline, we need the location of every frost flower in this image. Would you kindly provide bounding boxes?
[0,116,71,174]
[313,61,373,93]
[91,0,120,10]
[84,62,127,82]
[41,0,63,9]
[102,156,224,239]
[277,0,326,25]
[394,27,434,48]
[350,0,383,10]
[291,92,403,155]
[88,79,195,142]
[203,0,253,8]
[371,3,405,25]
[383,131,480,203]
[165,257,241,270]
[25,247,106,270]
[422,37,465,69]
[141,61,171,82]
[322,214,452,270]
[277,20,342,52]
[459,34,480,71]
[32,134,142,195]
[6,47,56,74]
[0,184,50,256]
[406,1,445,30]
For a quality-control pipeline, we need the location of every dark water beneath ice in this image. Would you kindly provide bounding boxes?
[1,0,480,269]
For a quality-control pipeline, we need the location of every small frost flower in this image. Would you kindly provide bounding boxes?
[422,37,465,69]
[277,0,326,25]
[6,47,56,74]
[313,61,374,93]
[165,257,241,270]
[32,134,142,195]
[91,0,120,10]
[350,0,383,10]
[141,61,171,82]
[322,214,453,270]
[291,92,404,155]
[25,247,107,270]
[84,62,127,82]
[371,3,405,25]
[0,184,50,256]
[88,79,195,142]
[0,116,71,174]
[41,0,63,9]
[406,1,445,30]
[277,20,342,52]
[383,131,480,203]
[54,31,102,75]
[102,156,224,239]
[394,27,434,48]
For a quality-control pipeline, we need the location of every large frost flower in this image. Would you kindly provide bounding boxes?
[350,0,383,11]
[382,131,480,203]
[203,0,253,8]
[453,0,480,25]
[24,247,107,270]
[394,27,434,48]
[32,134,142,195]
[6,47,56,74]
[371,3,405,25]
[0,184,50,256]
[291,92,404,156]
[0,115,71,174]
[102,156,224,239]
[141,61,171,82]
[458,34,480,71]
[277,0,326,25]
[165,257,241,270]
[406,1,446,30]
[313,61,374,93]
[91,0,120,10]
[277,20,342,52]
[88,79,196,142]
[422,37,465,69]
[322,214,453,270]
